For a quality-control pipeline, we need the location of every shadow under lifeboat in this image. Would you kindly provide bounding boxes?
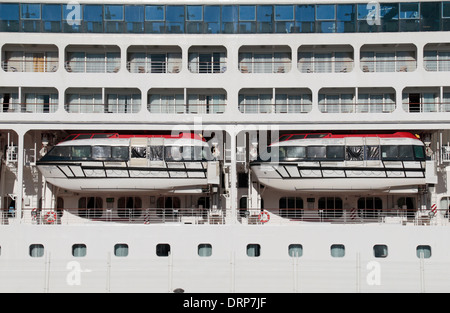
[250,132,428,193]
[36,133,220,192]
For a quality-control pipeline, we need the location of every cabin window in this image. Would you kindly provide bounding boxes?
[29,244,44,258]
[318,197,343,218]
[156,243,171,257]
[413,145,425,160]
[114,244,129,257]
[288,244,303,257]
[358,197,382,218]
[373,245,388,258]
[381,145,414,161]
[72,244,87,257]
[330,244,345,258]
[247,244,261,257]
[118,197,142,218]
[165,146,183,161]
[366,145,380,160]
[416,245,431,259]
[78,197,103,218]
[198,243,212,257]
[279,197,303,218]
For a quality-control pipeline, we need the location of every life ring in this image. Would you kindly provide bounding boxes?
[31,208,38,221]
[258,210,270,224]
[44,211,57,224]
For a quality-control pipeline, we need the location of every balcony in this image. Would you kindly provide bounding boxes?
[65,88,141,113]
[319,88,395,113]
[298,45,353,73]
[360,44,417,73]
[0,87,58,113]
[239,46,291,73]
[127,46,181,74]
[188,46,227,73]
[1,44,58,72]
[402,87,448,113]
[65,45,120,73]
[148,89,226,114]
[424,43,450,72]
[239,88,312,114]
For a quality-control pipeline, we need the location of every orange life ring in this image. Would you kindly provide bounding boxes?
[258,210,270,223]
[44,211,57,224]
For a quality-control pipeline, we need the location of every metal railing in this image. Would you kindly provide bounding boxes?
[298,59,354,73]
[65,61,120,73]
[127,61,181,73]
[1,60,58,73]
[5,207,443,226]
[239,61,292,73]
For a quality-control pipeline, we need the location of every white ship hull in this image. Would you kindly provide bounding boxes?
[0,223,448,293]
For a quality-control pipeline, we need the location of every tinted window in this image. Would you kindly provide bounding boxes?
[307,146,326,159]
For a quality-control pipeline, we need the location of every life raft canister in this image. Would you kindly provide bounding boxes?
[44,211,57,224]
[258,210,270,223]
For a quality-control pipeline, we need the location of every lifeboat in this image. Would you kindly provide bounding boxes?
[250,132,427,192]
[37,133,220,192]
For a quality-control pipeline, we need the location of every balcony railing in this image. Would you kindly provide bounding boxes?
[403,101,450,113]
[65,60,120,73]
[298,60,354,73]
[7,207,442,226]
[188,61,227,73]
[238,102,312,114]
[1,102,58,113]
[148,102,226,114]
[239,61,292,73]
[318,101,395,113]
[2,60,58,72]
[360,59,417,73]
[127,61,181,73]
[65,102,140,114]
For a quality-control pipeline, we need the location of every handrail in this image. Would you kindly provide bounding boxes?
[6,207,443,226]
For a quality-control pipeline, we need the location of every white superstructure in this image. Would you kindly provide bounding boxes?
[1,0,450,293]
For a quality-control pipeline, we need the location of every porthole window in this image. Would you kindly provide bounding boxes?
[373,244,388,258]
[114,243,129,257]
[247,244,261,257]
[29,244,44,257]
[72,244,87,257]
[198,243,212,257]
[156,243,171,257]
[416,245,431,259]
[330,244,345,258]
[288,244,303,257]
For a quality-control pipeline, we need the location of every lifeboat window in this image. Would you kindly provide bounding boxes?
[111,146,129,160]
[381,145,414,160]
[326,146,345,160]
[413,145,425,160]
[365,145,380,160]
[149,145,163,161]
[131,146,147,158]
[71,146,91,160]
[288,244,303,257]
[289,134,306,140]
[346,146,364,161]
[46,146,71,160]
[307,146,326,160]
[92,146,111,159]
[165,146,183,161]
